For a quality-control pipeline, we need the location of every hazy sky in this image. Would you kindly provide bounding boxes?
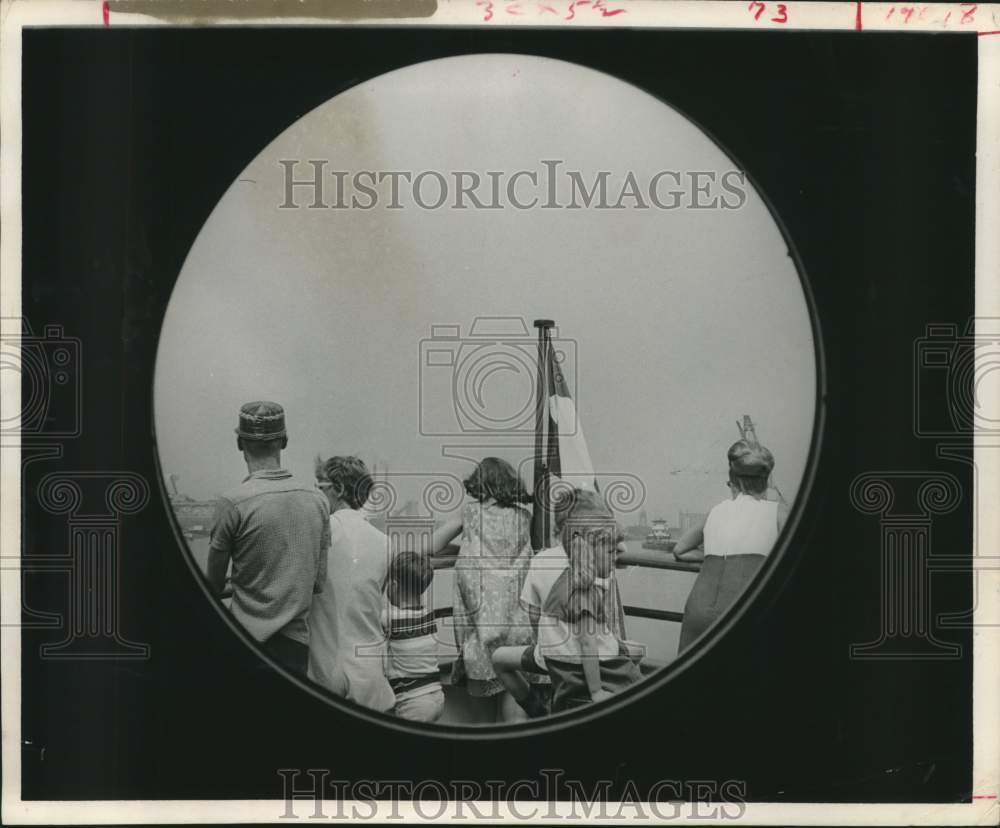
[154,54,816,523]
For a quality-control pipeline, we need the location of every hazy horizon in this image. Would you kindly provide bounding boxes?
[154,54,817,524]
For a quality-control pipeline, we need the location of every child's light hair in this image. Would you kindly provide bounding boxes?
[727,440,775,496]
[553,489,621,624]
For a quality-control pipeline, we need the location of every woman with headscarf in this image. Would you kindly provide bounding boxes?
[674,441,789,653]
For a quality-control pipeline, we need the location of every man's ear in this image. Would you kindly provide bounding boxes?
[236,436,244,453]
[280,436,288,450]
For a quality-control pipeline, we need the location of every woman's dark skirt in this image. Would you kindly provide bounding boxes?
[678,554,765,653]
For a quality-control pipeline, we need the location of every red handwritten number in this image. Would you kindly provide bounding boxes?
[748,1,766,21]
[900,7,914,22]
[960,3,976,24]
[770,3,787,23]
[593,0,626,16]
[477,0,494,21]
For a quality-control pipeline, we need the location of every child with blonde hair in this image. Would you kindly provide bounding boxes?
[492,489,643,715]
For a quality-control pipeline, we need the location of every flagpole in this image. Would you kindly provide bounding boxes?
[532,318,554,551]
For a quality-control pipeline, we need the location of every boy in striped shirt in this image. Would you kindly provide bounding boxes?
[382,551,444,722]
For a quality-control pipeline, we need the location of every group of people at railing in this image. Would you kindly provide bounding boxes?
[205,400,784,725]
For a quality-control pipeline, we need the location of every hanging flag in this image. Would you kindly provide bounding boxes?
[530,320,628,639]
[531,321,597,550]
[546,339,597,493]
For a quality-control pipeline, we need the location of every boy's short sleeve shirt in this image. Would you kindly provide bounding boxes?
[520,544,569,611]
[537,571,620,663]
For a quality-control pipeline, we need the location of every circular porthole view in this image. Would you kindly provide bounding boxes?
[153,53,819,735]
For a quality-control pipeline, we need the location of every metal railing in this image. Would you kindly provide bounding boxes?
[214,549,697,680]
[430,551,700,678]
[429,549,700,627]
[430,547,701,572]
[219,550,700,613]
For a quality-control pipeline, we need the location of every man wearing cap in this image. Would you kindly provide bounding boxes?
[206,401,329,676]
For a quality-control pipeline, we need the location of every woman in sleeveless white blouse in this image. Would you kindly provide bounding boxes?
[674,441,789,653]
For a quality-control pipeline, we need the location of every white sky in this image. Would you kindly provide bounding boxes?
[154,54,816,523]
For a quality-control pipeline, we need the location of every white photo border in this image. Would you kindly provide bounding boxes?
[1,1,997,824]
